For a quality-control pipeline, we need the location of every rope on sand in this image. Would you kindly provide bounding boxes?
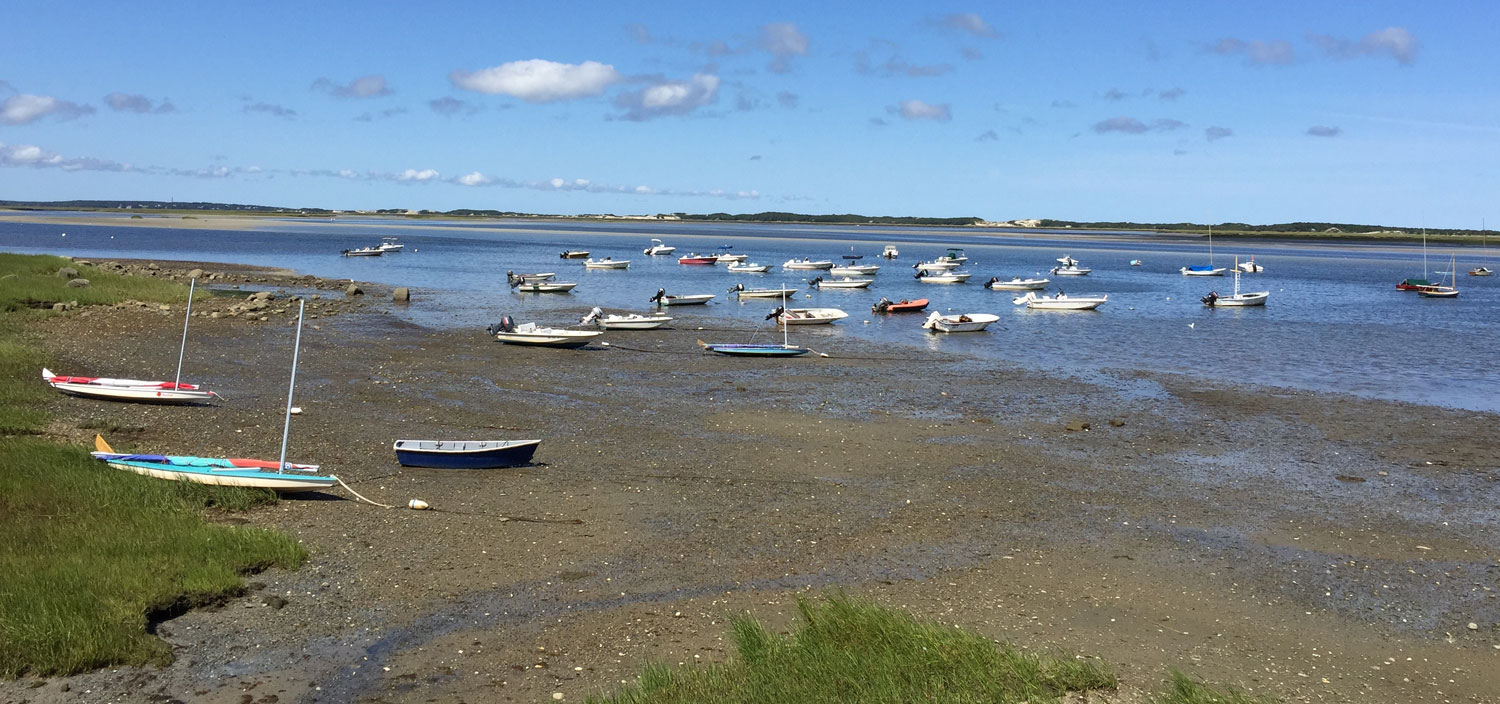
[333,475,394,508]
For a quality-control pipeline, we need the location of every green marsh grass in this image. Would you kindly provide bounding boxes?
[587,593,1118,704]
[1151,670,1281,704]
[0,254,302,678]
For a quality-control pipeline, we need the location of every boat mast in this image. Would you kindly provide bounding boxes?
[1208,224,1214,267]
[278,299,306,473]
[780,286,790,348]
[174,277,196,388]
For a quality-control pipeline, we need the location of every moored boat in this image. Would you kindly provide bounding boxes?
[784,258,834,270]
[915,271,971,284]
[378,237,405,253]
[830,263,880,276]
[512,280,577,293]
[716,253,748,263]
[808,276,873,289]
[581,308,672,330]
[983,276,1049,291]
[729,283,800,298]
[584,257,630,269]
[881,245,900,259]
[727,262,772,273]
[560,249,590,259]
[650,289,715,306]
[921,312,999,333]
[1202,259,1269,307]
[487,317,602,348]
[678,253,718,265]
[342,246,383,257]
[643,238,677,255]
[393,439,541,469]
[1012,291,1108,310]
[871,297,929,313]
[773,307,848,325]
[913,260,960,273]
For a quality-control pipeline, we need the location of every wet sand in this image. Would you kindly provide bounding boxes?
[4,261,1497,703]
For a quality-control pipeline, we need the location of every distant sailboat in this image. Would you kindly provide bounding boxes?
[1181,225,1226,276]
[1470,219,1493,276]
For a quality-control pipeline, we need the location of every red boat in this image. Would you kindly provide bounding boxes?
[678,254,718,265]
[871,297,930,313]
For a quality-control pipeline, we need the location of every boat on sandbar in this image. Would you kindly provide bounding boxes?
[772,307,848,325]
[487,317,602,348]
[650,289,715,306]
[581,307,671,330]
[394,439,541,469]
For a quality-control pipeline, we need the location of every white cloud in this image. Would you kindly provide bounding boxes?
[614,73,720,121]
[938,13,997,38]
[398,168,440,182]
[0,141,130,171]
[450,59,621,103]
[1310,27,1418,65]
[896,99,951,121]
[456,171,491,186]
[1,94,95,125]
[105,92,176,113]
[759,23,809,73]
[1208,38,1295,66]
[312,75,393,98]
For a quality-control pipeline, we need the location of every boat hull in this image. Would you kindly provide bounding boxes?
[1181,267,1226,276]
[597,315,671,330]
[94,454,335,492]
[513,283,577,293]
[985,278,1049,290]
[703,344,810,357]
[657,295,715,306]
[812,279,872,289]
[1050,267,1091,276]
[394,439,541,469]
[734,288,800,298]
[584,260,630,269]
[784,261,834,270]
[923,313,999,332]
[493,330,602,348]
[728,264,771,273]
[49,383,218,404]
[1208,292,1269,307]
[777,308,848,325]
[872,298,929,313]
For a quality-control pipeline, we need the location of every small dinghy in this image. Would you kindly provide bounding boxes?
[983,276,1049,291]
[584,257,630,269]
[728,262,772,273]
[512,281,577,293]
[701,289,813,357]
[829,264,880,276]
[913,260,960,273]
[582,307,671,330]
[43,369,217,404]
[783,258,834,270]
[921,312,999,333]
[808,276,873,289]
[488,317,602,348]
[678,253,718,265]
[915,271,971,284]
[1012,291,1108,310]
[506,271,556,281]
[730,283,800,298]
[394,439,541,469]
[716,253,749,263]
[871,297,929,313]
[772,306,848,325]
[560,249,590,259]
[650,289,715,306]
[342,246,383,257]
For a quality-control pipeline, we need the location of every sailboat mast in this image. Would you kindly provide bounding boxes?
[174,277,196,388]
[278,299,306,473]
[1208,224,1214,266]
[780,287,789,347]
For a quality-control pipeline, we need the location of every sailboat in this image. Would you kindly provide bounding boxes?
[43,278,218,404]
[700,288,812,356]
[1420,255,1460,298]
[1201,257,1269,307]
[1470,220,1493,276]
[1396,228,1440,291]
[91,300,338,492]
[1181,225,1226,276]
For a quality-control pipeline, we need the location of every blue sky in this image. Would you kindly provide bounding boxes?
[1,1,1495,227]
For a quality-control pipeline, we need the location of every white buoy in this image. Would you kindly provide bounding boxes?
[289,406,302,415]
[408,499,430,510]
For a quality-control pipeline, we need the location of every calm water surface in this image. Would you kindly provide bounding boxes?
[3,214,1496,412]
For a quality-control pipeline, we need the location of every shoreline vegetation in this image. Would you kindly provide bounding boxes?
[2,200,1493,244]
[0,251,1295,702]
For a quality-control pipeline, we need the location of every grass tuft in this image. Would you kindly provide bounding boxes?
[1151,670,1281,704]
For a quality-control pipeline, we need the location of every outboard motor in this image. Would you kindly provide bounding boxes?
[1201,291,1219,307]
[872,297,891,313]
[765,306,784,321]
[650,288,666,304]
[984,276,998,289]
[809,276,822,288]
[913,270,925,280]
[728,283,743,293]
[581,307,602,325]
[487,316,517,335]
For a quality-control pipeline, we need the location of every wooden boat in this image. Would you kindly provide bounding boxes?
[1419,256,1460,298]
[582,307,671,330]
[1013,291,1108,310]
[584,258,630,269]
[881,245,900,259]
[871,297,928,313]
[1202,258,1269,307]
[89,301,336,492]
[809,276,873,289]
[727,262,772,273]
[560,249,590,259]
[678,253,718,265]
[378,237,405,253]
[342,246,383,257]
[701,289,811,357]
[643,238,676,255]
[983,276,1049,291]
[512,281,577,293]
[43,278,216,404]
[915,271,971,284]
[830,264,880,276]
[393,439,541,469]
[913,260,960,273]
[650,289,715,306]
[774,307,848,325]
[921,312,999,333]
[43,369,217,404]
[488,318,602,348]
[783,258,834,270]
[729,283,800,298]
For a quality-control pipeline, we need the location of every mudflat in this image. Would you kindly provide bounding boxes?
[6,261,1497,703]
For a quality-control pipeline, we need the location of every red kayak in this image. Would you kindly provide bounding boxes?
[871,297,929,313]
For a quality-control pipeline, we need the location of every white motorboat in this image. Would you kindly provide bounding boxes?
[729,283,801,298]
[512,281,577,293]
[1237,257,1264,273]
[378,237,405,253]
[983,276,1049,291]
[643,238,677,255]
[913,260,960,273]
[342,246,383,257]
[1050,264,1092,276]
[921,312,999,333]
[560,249,590,259]
[937,248,968,264]
[488,318,602,348]
[584,258,630,269]
[808,276,873,289]
[728,262,772,273]
[1203,257,1270,306]
[1012,291,1108,310]
[881,245,900,259]
[773,307,848,325]
[506,271,556,282]
[915,271,971,284]
[830,264,880,276]
[581,307,671,330]
[649,289,715,306]
[716,253,748,263]
[784,258,834,270]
